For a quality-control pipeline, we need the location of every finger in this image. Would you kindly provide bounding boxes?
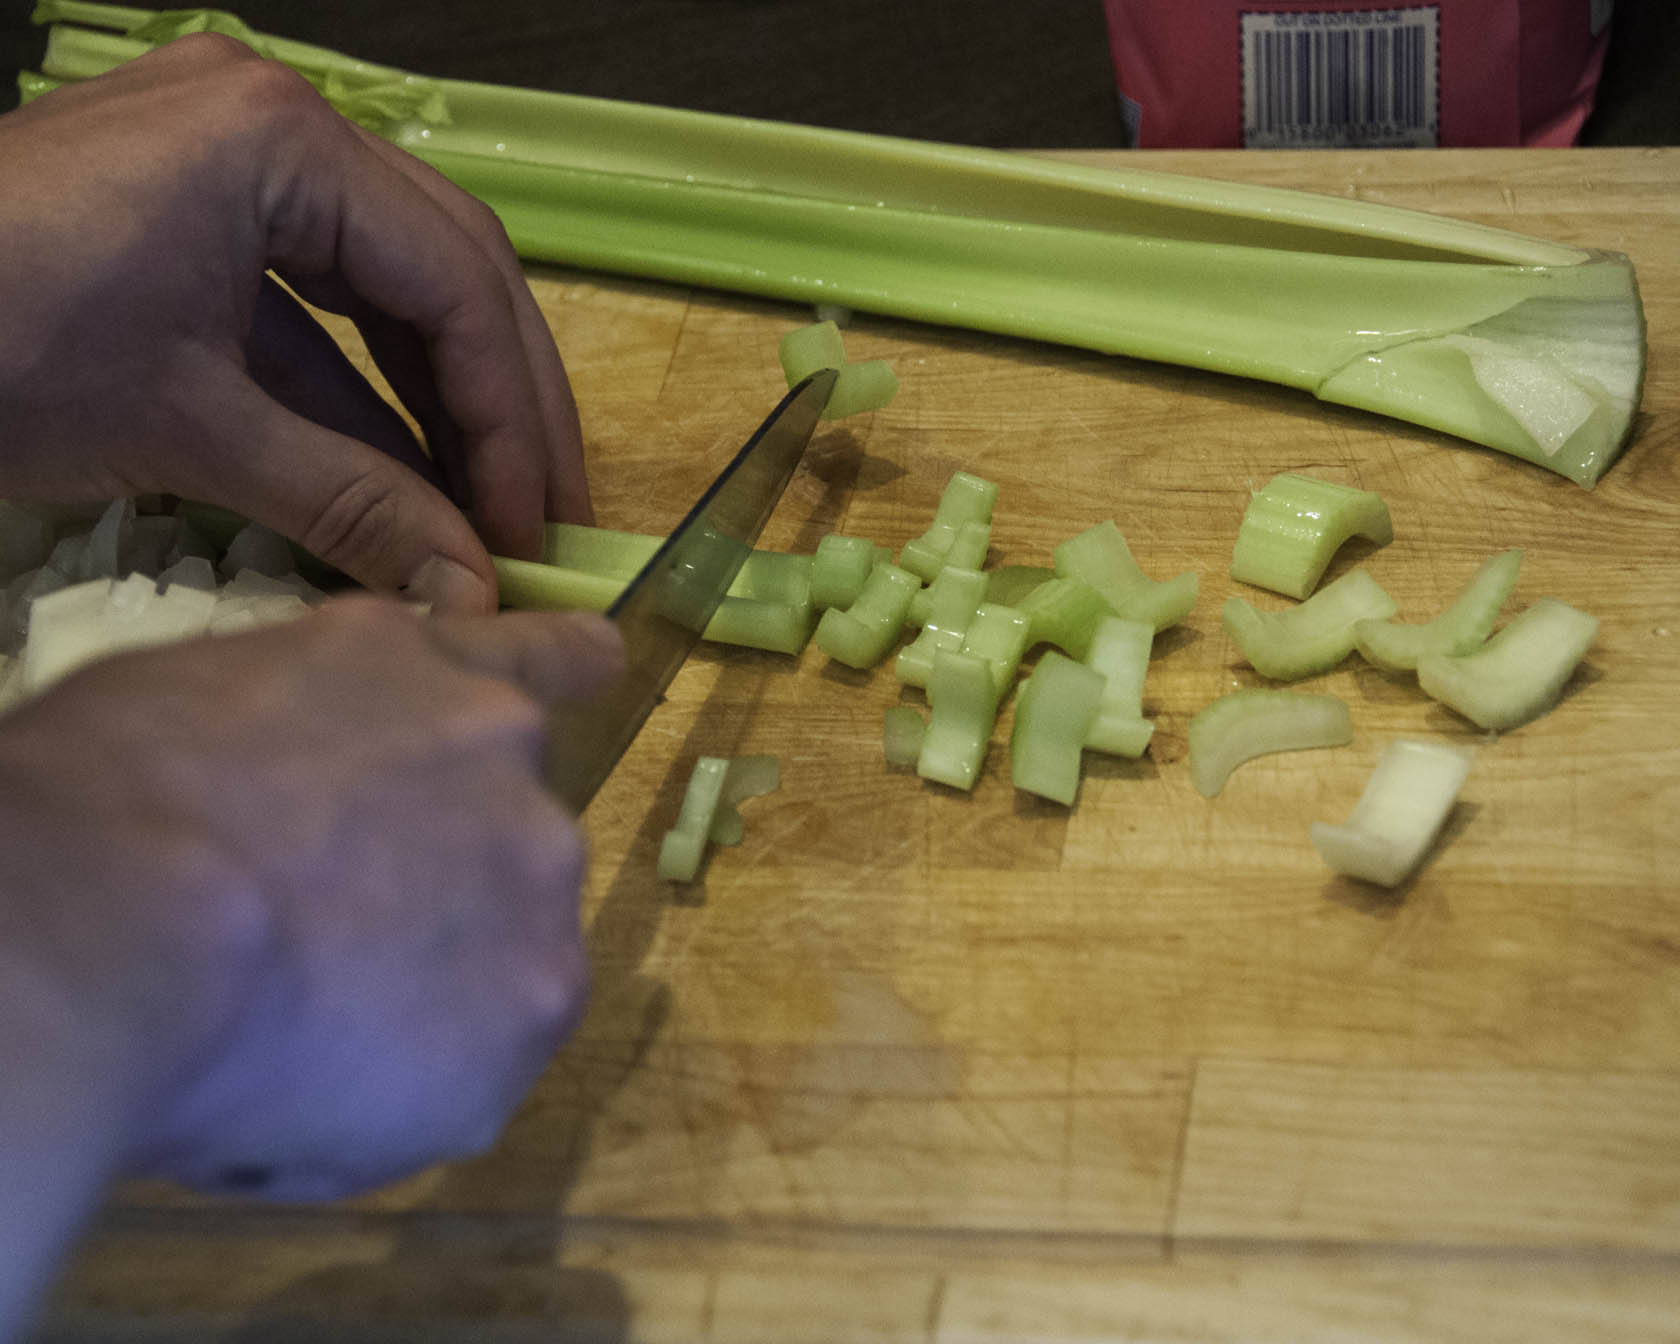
[245,276,445,491]
[180,362,499,614]
[261,110,557,561]
[424,610,624,709]
[344,129,593,527]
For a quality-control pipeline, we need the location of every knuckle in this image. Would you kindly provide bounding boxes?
[296,472,406,586]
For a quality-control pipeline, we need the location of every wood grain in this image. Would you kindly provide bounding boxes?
[39,147,1680,1342]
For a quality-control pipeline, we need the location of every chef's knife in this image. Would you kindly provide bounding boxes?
[547,368,836,813]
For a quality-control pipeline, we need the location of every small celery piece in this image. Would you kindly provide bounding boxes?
[918,649,1004,791]
[1354,548,1524,673]
[1054,520,1198,633]
[814,561,919,669]
[960,602,1033,696]
[1011,650,1104,806]
[896,566,987,688]
[1312,740,1473,887]
[986,564,1055,609]
[779,320,846,386]
[1082,615,1155,759]
[657,754,780,882]
[824,361,899,420]
[32,5,1646,485]
[1188,689,1353,798]
[811,534,887,609]
[1018,576,1113,661]
[1230,474,1394,600]
[1417,597,1598,732]
[883,704,927,767]
[1223,568,1398,681]
[899,472,998,582]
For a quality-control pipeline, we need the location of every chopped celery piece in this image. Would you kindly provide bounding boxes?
[1188,689,1353,798]
[1229,474,1394,599]
[1354,548,1524,673]
[1082,616,1155,759]
[896,566,987,688]
[1053,520,1199,632]
[1011,650,1104,806]
[778,320,846,387]
[657,754,780,883]
[1223,568,1398,681]
[899,472,997,582]
[959,602,1033,697]
[883,704,927,768]
[1417,597,1598,732]
[986,565,1055,609]
[1018,576,1113,661]
[918,649,1004,791]
[814,560,919,669]
[32,5,1647,484]
[810,534,887,610]
[824,361,900,420]
[1312,739,1473,888]
[777,321,897,420]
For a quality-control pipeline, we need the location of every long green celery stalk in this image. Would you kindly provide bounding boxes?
[27,2,1648,486]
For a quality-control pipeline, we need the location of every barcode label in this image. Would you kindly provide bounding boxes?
[1241,8,1440,148]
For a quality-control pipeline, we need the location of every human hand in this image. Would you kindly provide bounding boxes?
[0,599,620,1201]
[0,34,591,614]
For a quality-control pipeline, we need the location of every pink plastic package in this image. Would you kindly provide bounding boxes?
[1102,1,1612,148]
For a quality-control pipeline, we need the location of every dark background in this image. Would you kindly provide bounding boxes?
[2,0,1676,146]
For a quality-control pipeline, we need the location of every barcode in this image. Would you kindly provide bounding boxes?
[1241,8,1439,148]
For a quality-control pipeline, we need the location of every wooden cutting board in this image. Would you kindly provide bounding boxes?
[43,147,1680,1343]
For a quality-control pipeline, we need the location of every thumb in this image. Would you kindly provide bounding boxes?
[193,372,500,614]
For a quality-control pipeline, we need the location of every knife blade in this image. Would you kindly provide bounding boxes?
[546,368,837,813]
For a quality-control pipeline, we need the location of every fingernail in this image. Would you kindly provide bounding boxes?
[406,554,492,615]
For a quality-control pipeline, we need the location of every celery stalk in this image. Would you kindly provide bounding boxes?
[810,534,888,610]
[1223,569,1398,681]
[1354,548,1524,673]
[1010,650,1104,806]
[1417,598,1598,732]
[1188,689,1353,798]
[1311,740,1473,888]
[1229,474,1394,600]
[32,3,1645,485]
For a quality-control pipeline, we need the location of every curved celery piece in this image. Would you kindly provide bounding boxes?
[883,704,927,767]
[1417,597,1598,732]
[960,602,1033,697]
[777,321,898,420]
[779,320,846,386]
[1353,548,1524,673]
[34,5,1646,485]
[1082,615,1155,759]
[811,534,888,610]
[899,472,997,582]
[1018,576,1114,661]
[918,649,1004,791]
[1054,520,1198,633]
[1223,568,1398,681]
[896,566,987,689]
[657,754,780,883]
[1312,739,1473,888]
[1188,689,1353,798]
[1230,474,1394,600]
[986,565,1055,609]
[814,561,919,669]
[1011,650,1104,806]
